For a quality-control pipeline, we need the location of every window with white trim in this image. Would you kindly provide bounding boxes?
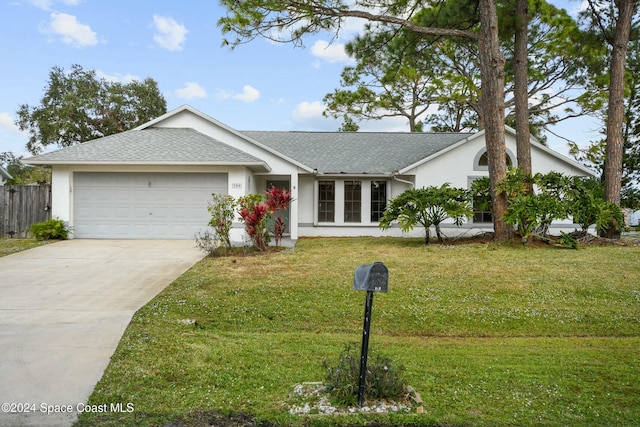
[318,181,335,222]
[316,179,388,224]
[474,148,514,171]
[469,177,492,223]
[370,181,387,222]
[344,181,362,223]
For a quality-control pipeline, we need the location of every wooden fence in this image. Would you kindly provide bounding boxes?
[0,184,52,238]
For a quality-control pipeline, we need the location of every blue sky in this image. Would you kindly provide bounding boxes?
[0,0,597,160]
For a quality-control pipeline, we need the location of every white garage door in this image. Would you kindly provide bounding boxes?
[73,172,227,239]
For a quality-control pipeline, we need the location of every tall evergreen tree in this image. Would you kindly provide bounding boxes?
[579,0,639,238]
[219,0,512,240]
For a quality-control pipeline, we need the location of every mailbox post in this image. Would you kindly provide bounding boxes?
[353,262,388,407]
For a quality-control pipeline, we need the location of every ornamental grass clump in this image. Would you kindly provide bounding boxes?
[323,343,407,407]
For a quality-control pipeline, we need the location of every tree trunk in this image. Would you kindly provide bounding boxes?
[601,0,637,239]
[478,0,510,241]
[514,0,532,182]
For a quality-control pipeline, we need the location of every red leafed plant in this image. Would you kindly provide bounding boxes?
[238,194,270,251]
[265,186,293,246]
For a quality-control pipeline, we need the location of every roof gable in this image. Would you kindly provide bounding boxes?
[138,105,314,173]
[26,128,270,171]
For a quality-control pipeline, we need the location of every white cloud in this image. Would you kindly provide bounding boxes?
[293,101,326,121]
[176,82,207,99]
[153,15,188,51]
[41,12,97,47]
[310,40,353,64]
[95,70,139,83]
[232,85,260,102]
[29,0,79,10]
[290,101,340,130]
[0,112,22,134]
[218,85,260,103]
[29,0,53,9]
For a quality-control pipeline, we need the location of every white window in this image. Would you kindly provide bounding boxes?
[473,148,515,171]
[316,179,388,224]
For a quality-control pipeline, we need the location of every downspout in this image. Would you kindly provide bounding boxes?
[312,169,318,226]
[392,171,414,188]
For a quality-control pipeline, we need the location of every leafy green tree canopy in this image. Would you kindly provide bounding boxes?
[16,64,167,155]
[322,0,595,140]
[0,152,50,185]
[323,28,442,132]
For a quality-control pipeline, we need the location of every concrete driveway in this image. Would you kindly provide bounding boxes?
[0,240,204,427]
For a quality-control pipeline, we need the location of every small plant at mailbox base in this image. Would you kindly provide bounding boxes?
[29,218,69,240]
[323,343,408,407]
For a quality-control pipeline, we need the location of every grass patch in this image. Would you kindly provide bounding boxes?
[76,237,640,427]
[0,238,53,257]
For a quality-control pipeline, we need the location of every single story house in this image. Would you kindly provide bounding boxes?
[25,105,595,242]
[0,166,12,185]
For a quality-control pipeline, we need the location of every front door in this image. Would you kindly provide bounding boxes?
[266,180,290,236]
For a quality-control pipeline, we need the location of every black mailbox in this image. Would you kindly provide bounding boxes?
[353,262,388,293]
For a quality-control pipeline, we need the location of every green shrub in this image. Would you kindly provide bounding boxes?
[207,193,236,251]
[323,343,407,406]
[29,219,69,240]
[557,231,579,249]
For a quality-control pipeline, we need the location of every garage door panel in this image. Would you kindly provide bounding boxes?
[73,172,228,239]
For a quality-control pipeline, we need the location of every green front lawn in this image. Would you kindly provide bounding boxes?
[76,237,640,427]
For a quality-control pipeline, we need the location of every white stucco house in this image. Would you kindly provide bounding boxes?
[0,166,12,185]
[25,105,595,242]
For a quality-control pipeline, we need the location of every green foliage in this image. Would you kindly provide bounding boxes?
[470,175,492,212]
[379,184,472,244]
[567,176,625,236]
[323,28,440,132]
[557,231,579,249]
[29,219,68,240]
[199,190,293,253]
[207,194,237,251]
[0,152,50,184]
[323,343,407,407]
[317,0,592,136]
[488,170,626,243]
[16,64,167,155]
[569,34,640,212]
[499,169,570,243]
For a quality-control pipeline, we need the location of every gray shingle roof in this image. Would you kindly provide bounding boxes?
[26,125,473,175]
[27,128,267,166]
[242,131,471,174]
